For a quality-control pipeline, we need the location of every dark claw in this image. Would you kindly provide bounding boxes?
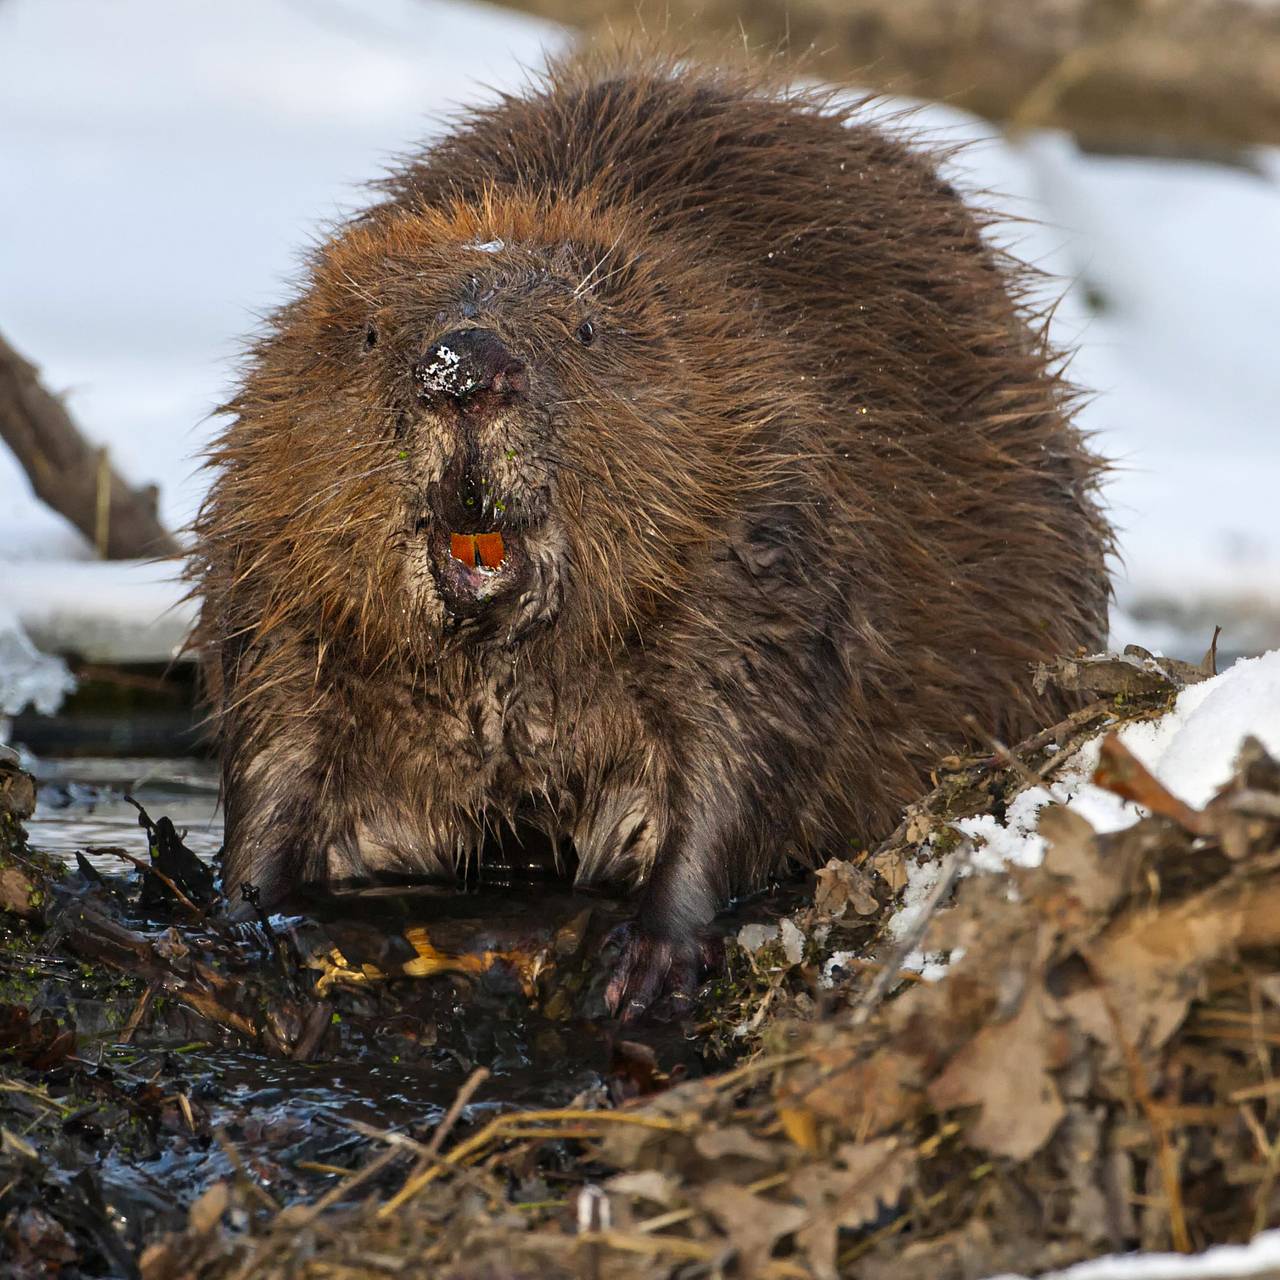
[603,922,721,1023]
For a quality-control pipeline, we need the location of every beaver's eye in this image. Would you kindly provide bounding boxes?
[363,324,378,351]
[576,320,595,347]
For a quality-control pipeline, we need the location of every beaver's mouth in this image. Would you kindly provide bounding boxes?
[422,459,544,615]
[450,531,508,571]
[429,522,529,614]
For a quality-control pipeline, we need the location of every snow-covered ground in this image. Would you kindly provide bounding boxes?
[0,0,1277,692]
[960,647,1280,869]
[993,1229,1280,1280]
[881,647,1280,963]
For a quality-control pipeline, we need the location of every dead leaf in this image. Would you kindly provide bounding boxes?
[778,1106,821,1152]
[870,848,910,896]
[792,1139,916,1279]
[605,1170,681,1208]
[694,1125,779,1164]
[0,756,36,818]
[1077,873,1280,1057]
[1035,651,1199,698]
[1040,805,1119,916]
[928,985,1068,1159]
[0,862,42,920]
[815,859,880,918]
[187,1181,230,1235]
[787,1043,921,1139]
[698,1183,807,1277]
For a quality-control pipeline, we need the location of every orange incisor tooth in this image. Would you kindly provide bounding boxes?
[450,532,477,568]
[475,532,506,568]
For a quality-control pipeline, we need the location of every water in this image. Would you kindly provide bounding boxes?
[21,754,223,869]
[5,746,783,1257]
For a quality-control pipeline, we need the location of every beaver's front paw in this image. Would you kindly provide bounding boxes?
[603,922,721,1023]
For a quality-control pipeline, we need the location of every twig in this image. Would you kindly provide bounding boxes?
[1086,962,1191,1252]
[215,1127,280,1213]
[426,1066,490,1157]
[871,701,1109,858]
[118,982,157,1045]
[379,1108,693,1217]
[964,715,1047,792]
[521,1227,809,1277]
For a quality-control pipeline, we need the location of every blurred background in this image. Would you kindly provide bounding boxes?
[1,0,1277,762]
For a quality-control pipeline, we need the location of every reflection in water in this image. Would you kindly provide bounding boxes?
[20,755,223,867]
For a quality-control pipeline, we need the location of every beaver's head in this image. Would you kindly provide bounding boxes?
[215,191,778,662]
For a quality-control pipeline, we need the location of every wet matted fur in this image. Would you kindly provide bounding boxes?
[191,47,1112,1011]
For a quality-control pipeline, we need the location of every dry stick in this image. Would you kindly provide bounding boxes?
[298,1069,494,1224]
[118,982,157,1045]
[237,1123,429,1280]
[1237,1103,1280,1238]
[215,1127,280,1213]
[288,1000,333,1063]
[1010,699,1110,761]
[379,1108,692,1218]
[635,1171,789,1235]
[1086,962,1192,1253]
[0,328,179,559]
[521,1228,809,1278]
[838,1162,992,1267]
[426,1066,491,1157]
[964,715,1048,793]
[869,700,1108,859]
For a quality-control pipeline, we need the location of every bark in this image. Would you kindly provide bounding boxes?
[499,0,1280,158]
[0,328,180,560]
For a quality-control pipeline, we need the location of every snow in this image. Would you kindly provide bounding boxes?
[4,559,198,664]
[0,4,1276,675]
[873,648,1280,993]
[987,1228,1280,1279]
[950,649,1280,874]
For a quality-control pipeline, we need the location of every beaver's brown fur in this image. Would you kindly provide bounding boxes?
[192,48,1111,1013]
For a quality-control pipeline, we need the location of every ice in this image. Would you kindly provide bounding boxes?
[4,559,198,664]
[0,600,75,718]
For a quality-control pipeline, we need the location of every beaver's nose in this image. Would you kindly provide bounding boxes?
[414,328,528,403]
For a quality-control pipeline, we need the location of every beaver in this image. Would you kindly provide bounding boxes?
[191,47,1111,1016]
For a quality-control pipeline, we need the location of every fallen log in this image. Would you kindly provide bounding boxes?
[499,0,1280,160]
[0,327,179,560]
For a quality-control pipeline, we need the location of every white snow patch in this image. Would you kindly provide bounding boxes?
[948,650,1280,878]
[985,1227,1280,1279]
[736,917,806,966]
[5,560,196,665]
[873,652,1280,987]
[887,857,944,940]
